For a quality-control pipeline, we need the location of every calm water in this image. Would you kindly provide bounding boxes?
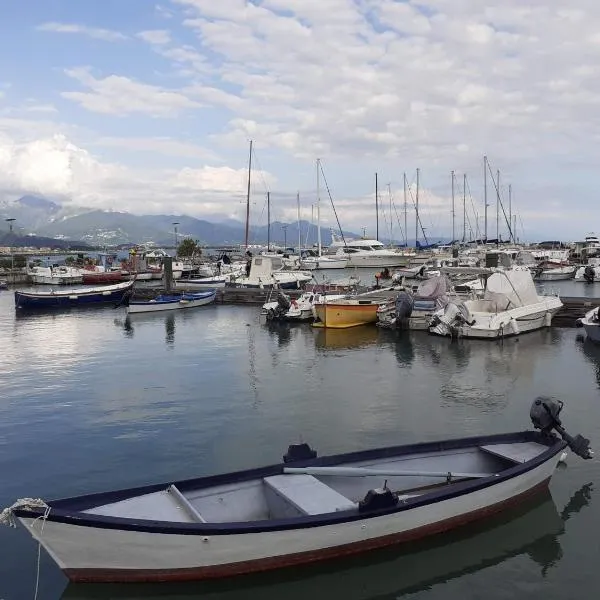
[1,284,600,600]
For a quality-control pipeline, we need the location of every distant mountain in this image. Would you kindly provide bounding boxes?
[0,231,92,250]
[0,194,384,247]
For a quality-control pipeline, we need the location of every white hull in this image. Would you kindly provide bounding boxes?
[431,302,562,339]
[30,275,83,285]
[19,448,560,582]
[341,254,407,268]
[583,323,600,342]
[177,278,228,289]
[535,267,576,281]
[301,257,348,270]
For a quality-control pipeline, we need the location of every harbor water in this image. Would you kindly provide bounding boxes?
[1,282,600,599]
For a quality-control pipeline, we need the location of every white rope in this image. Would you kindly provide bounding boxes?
[0,498,48,528]
[33,504,51,600]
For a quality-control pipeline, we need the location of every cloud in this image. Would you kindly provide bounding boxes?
[136,29,171,45]
[36,22,127,42]
[0,128,275,221]
[94,136,220,161]
[61,67,202,116]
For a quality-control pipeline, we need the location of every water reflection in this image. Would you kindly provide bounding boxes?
[61,483,592,600]
[313,325,380,350]
[577,336,600,389]
[116,313,178,346]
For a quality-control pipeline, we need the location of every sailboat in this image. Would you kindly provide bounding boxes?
[300,159,348,270]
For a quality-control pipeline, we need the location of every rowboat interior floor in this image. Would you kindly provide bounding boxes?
[83,442,549,524]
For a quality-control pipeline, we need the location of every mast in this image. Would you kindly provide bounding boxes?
[451,170,455,245]
[463,173,466,244]
[496,169,500,245]
[316,158,322,256]
[509,184,512,243]
[266,191,271,251]
[297,191,301,252]
[244,139,253,248]
[388,183,393,246]
[403,172,407,247]
[415,168,420,248]
[483,155,487,243]
[375,172,379,241]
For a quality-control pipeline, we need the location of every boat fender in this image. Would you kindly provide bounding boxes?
[358,488,399,513]
[544,312,551,327]
[283,443,317,463]
[575,318,584,328]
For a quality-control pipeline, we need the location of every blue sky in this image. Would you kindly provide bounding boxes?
[1,0,599,241]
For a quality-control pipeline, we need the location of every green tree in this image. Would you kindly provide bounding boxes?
[177,238,201,258]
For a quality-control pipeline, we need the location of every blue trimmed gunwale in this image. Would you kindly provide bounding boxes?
[128,289,216,306]
[14,431,566,535]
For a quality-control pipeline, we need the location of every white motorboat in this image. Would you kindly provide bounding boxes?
[27,266,83,285]
[330,241,407,268]
[2,398,592,583]
[429,267,563,339]
[575,258,600,282]
[229,256,312,289]
[533,263,576,281]
[300,250,348,270]
[576,307,600,342]
[261,290,345,322]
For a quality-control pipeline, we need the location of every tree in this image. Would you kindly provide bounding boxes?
[177,238,201,258]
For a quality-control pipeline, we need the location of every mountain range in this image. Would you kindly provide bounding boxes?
[0,195,367,248]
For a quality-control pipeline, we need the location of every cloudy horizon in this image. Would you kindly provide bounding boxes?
[1,1,600,242]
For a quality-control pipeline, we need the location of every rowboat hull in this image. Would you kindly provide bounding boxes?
[11,429,570,583]
[313,301,381,328]
[14,281,134,309]
[127,291,216,314]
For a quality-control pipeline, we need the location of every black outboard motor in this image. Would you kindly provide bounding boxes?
[276,291,292,313]
[530,397,593,459]
[395,291,414,321]
[283,443,317,463]
[584,265,595,283]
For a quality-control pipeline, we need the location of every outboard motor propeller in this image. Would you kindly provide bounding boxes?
[530,397,593,460]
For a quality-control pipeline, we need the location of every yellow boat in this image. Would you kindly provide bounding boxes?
[313,298,385,328]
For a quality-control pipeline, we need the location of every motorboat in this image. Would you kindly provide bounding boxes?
[27,265,83,285]
[532,263,576,281]
[576,307,600,342]
[300,250,348,270]
[261,290,345,322]
[1,398,591,583]
[328,233,407,268]
[229,256,312,290]
[429,267,563,339]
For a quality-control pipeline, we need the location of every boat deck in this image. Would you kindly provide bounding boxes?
[83,441,551,525]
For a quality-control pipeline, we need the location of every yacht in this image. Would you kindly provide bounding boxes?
[328,233,407,268]
[583,234,600,258]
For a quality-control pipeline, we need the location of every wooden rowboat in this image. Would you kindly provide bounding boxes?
[1,398,591,583]
[127,289,216,314]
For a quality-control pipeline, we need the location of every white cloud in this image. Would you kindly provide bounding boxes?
[136,29,171,45]
[94,136,220,161]
[36,22,127,42]
[61,67,202,116]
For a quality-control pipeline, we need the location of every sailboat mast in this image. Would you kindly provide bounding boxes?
[403,172,407,247]
[375,172,379,241]
[496,169,500,245]
[463,173,466,244]
[297,191,301,252]
[483,155,487,243]
[451,170,455,245]
[509,184,512,243]
[415,168,420,248]
[317,158,322,256]
[245,139,253,248]
[267,191,270,251]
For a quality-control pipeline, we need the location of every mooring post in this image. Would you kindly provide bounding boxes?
[163,256,173,292]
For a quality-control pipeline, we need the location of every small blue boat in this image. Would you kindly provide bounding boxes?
[127,289,216,313]
[14,280,135,310]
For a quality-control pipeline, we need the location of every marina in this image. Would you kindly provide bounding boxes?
[1,275,600,598]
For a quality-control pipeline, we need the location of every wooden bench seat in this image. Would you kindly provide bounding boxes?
[264,474,356,516]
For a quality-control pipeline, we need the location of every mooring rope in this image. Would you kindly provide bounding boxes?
[0,498,48,528]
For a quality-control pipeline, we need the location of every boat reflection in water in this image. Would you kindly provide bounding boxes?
[62,483,592,600]
[314,324,381,350]
[114,313,177,346]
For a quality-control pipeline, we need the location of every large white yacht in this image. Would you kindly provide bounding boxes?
[584,233,600,258]
[327,233,408,267]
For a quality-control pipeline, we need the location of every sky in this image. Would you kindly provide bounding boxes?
[1,0,599,242]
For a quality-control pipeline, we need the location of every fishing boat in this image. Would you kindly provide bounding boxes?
[27,265,83,285]
[1,398,591,583]
[14,280,134,310]
[576,307,600,342]
[429,267,563,339]
[127,290,216,314]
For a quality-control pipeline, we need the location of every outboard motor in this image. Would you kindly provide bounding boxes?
[584,265,595,283]
[395,291,414,321]
[530,397,593,460]
[276,291,292,313]
[283,443,317,463]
